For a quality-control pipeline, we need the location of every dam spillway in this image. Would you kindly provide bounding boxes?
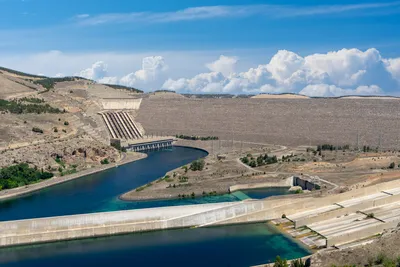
[100,111,144,140]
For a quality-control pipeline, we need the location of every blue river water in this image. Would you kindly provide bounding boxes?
[0,146,310,266]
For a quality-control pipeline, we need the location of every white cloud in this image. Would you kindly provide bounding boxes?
[119,56,168,89]
[74,2,400,26]
[162,48,400,96]
[206,55,237,76]
[77,56,169,90]
[385,58,400,82]
[77,61,108,80]
[54,73,65,78]
[2,47,400,96]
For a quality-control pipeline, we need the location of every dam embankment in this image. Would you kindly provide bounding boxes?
[3,179,400,248]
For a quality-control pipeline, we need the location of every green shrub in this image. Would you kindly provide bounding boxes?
[366,213,375,219]
[100,158,110,165]
[274,256,288,267]
[376,253,387,264]
[0,163,54,190]
[175,134,218,141]
[0,99,62,114]
[290,259,305,267]
[190,159,205,171]
[64,121,69,126]
[32,127,44,134]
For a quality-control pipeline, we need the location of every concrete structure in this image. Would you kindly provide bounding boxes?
[126,137,174,152]
[101,98,142,110]
[100,111,144,140]
[3,180,400,248]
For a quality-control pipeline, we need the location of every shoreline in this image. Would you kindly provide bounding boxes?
[119,140,215,201]
[0,152,147,201]
[119,140,297,202]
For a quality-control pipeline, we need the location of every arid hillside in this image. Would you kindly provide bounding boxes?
[137,98,400,149]
[0,67,141,172]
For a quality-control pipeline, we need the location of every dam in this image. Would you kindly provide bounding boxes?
[98,98,175,152]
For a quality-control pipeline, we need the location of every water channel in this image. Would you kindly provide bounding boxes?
[0,146,310,266]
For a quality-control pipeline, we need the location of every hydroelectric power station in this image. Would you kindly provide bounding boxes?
[98,98,174,152]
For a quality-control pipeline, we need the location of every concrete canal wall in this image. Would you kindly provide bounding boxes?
[2,179,400,248]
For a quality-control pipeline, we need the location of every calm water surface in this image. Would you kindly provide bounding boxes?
[0,223,309,267]
[0,146,310,266]
[0,147,208,221]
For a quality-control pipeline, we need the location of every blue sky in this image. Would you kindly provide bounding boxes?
[1,0,400,96]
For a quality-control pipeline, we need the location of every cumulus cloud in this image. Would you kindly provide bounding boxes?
[385,58,400,82]
[77,56,168,90]
[162,48,400,97]
[77,61,108,80]
[119,56,168,88]
[71,48,400,96]
[206,55,237,76]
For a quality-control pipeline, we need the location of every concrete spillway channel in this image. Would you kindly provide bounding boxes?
[108,113,126,139]
[125,112,143,138]
[104,113,120,139]
[100,113,117,139]
[115,112,133,139]
[287,184,400,247]
[100,112,143,140]
[3,180,400,248]
[119,112,138,139]
[121,112,141,139]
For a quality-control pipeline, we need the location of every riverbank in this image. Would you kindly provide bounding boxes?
[0,152,147,201]
[120,140,297,201]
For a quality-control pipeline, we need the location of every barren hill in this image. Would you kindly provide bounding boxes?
[0,67,143,173]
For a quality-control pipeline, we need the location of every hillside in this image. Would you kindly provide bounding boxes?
[0,66,142,177]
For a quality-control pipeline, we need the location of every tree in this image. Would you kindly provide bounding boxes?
[0,163,54,190]
[100,158,110,165]
[32,127,44,134]
[290,259,305,267]
[274,256,289,267]
[190,159,205,171]
[389,162,395,169]
[257,155,264,166]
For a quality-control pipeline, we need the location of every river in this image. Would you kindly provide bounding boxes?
[0,146,310,266]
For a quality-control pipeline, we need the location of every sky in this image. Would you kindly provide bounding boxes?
[1,0,400,96]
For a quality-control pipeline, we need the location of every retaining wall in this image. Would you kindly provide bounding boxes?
[101,98,142,110]
[326,220,399,247]
[295,193,400,228]
[3,179,400,248]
